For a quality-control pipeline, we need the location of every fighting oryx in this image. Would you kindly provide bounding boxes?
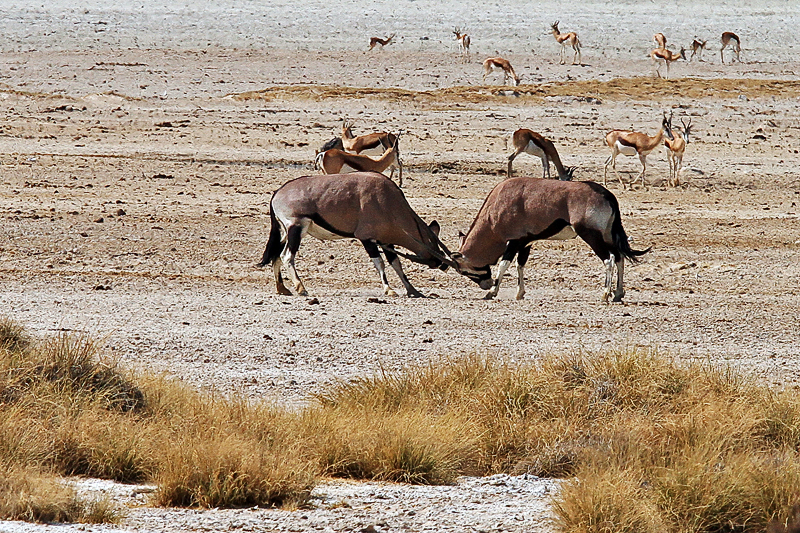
[258,172,454,298]
[451,178,649,302]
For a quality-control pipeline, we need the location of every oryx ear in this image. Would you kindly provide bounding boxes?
[458,231,466,247]
[451,251,463,260]
[428,220,441,236]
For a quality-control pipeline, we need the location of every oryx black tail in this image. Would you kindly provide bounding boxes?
[609,197,650,263]
[258,207,284,268]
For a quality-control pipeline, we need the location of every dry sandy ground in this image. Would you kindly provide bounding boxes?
[2,12,800,533]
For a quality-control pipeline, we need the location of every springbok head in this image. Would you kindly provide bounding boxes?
[551,21,560,32]
[563,166,577,181]
[663,111,675,141]
[453,27,463,38]
[681,117,693,142]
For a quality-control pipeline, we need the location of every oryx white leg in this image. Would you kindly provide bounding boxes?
[381,245,424,298]
[485,259,512,300]
[612,256,625,302]
[602,255,615,303]
[282,221,310,296]
[371,256,397,297]
[272,257,293,296]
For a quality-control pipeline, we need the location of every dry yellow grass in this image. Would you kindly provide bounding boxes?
[3,318,800,531]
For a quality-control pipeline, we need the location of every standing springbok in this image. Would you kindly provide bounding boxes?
[653,33,668,50]
[604,112,674,190]
[369,34,395,51]
[550,21,582,65]
[507,129,575,180]
[664,117,692,187]
[650,47,686,78]
[341,121,398,157]
[720,31,741,63]
[258,172,453,298]
[482,57,522,86]
[453,27,471,61]
[690,38,707,61]
[451,178,649,302]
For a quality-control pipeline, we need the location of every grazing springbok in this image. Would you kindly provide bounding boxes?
[550,21,582,65]
[664,117,692,187]
[341,121,398,157]
[453,27,471,61]
[315,137,403,186]
[482,57,522,86]
[507,129,575,181]
[650,47,686,77]
[258,172,454,297]
[653,32,667,50]
[690,38,707,61]
[451,178,649,302]
[720,31,741,63]
[315,137,344,169]
[604,112,674,190]
[369,34,395,51]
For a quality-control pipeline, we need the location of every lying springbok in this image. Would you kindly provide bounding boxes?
[341,121,398,157]
[507,129,575,180]
[720,31,741,63]
[451,178,649,302]
[482,57,522,86]
[369,34,395,51]
[664,117,693,187]
[604,112,674,190]
[258,172,453,297]
[316,135,403,186]
[550,21,582,65]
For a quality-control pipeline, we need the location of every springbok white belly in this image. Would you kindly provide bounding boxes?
[524,140,547,158]
[546,225,578,240]
[615,141,638,157]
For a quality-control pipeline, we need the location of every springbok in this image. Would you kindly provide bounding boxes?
[507,129,575,180]
[369,34,395,51]
[650,47,686,77]
[258,172,453,297]
[664,117,692,187]
[315,137,403,186]
[453,27,471,61]
[451,178,649,302]
[550,21,581,65]
[653,33,667,50]
[315,137,344,169]
[604,112,674,190]
[720,31,741,63]
[482,57,521,86]
[690,38,707,61]
[341,121,398,157]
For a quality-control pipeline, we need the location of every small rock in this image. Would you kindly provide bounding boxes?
[94,217,104,223]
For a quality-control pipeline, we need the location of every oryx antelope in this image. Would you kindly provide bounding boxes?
[550,21,582,65]
[690,38,707,61]
[341,121,398,157]
[315,138,403,186]
[507,129,575,181]
[451,178,649,302]
[482,57,521,86]
[604,112,674,190]
[258,172,453,298]
[664,117,693,187]
[653,32,667,50]
[650,46,686,77]
[720,31,741,63]
[369,34,395,51]
[453,27,471,60]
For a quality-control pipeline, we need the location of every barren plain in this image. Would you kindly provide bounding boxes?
[1,1,800,531]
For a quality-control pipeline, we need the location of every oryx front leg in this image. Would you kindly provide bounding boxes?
[282,223,309,296]
[362,240,397,297]
[515,245,531,300]
[485,241,520,300]
[382,246,425,298]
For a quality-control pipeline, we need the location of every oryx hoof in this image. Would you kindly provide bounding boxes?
[515,293,526,301]
[483,292,496,300]
[407,290,425,298]
[276,285,293,296]
[385,288,398,297]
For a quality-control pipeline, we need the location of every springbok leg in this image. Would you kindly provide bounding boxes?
[382,246,424,298]
[362,240,397,296]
